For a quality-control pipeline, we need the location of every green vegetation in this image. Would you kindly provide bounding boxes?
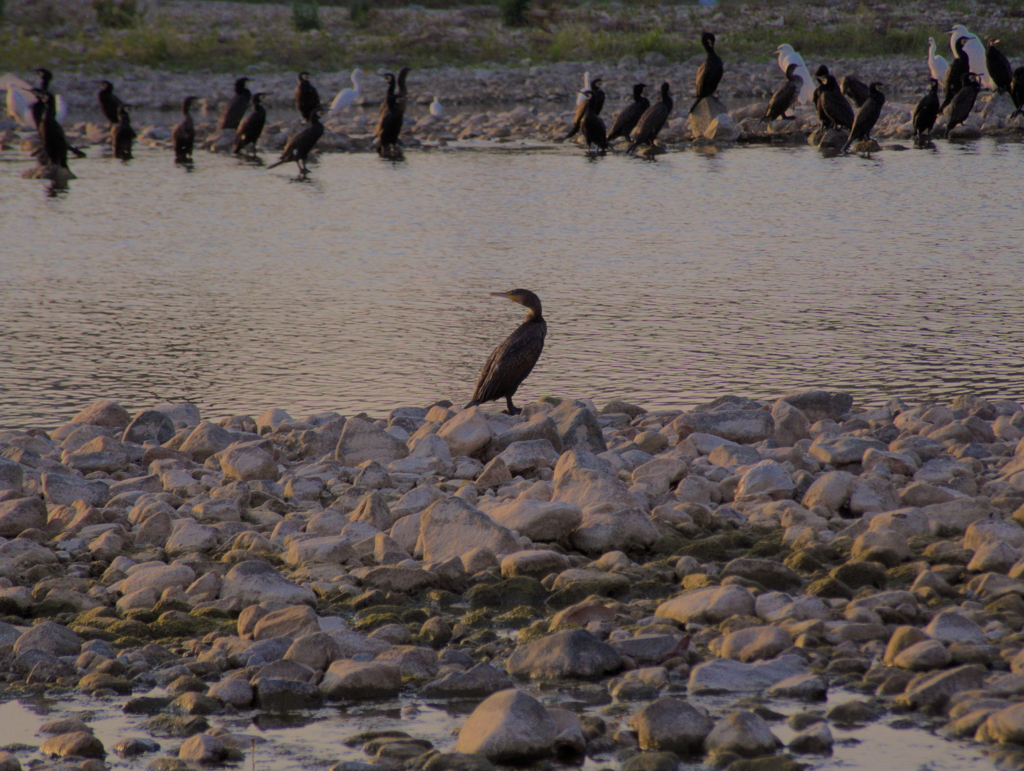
[348,0,372,28]
[291,0,321,31]
[499,0,530,27]
[93,0,139,29]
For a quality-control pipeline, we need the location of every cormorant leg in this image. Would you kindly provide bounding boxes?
[505,396,521,416]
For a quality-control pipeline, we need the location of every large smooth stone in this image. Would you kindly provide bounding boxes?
[454,689,557,762]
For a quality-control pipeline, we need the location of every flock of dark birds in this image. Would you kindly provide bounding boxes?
[9,29,1024,180]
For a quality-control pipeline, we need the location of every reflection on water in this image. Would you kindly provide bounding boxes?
[1,137,1023,429]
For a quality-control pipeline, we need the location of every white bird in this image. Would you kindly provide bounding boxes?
[575,71,590,106]
[772,44,815,104]
[328,68,363,115]
[429,96,442,118]
[949,25,993,89]
[1,73,37,127]
[927,38,949,84]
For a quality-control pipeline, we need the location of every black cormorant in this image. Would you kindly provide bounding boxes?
[566,77,604,139]
[579,90,608,155]
[97,80,124,126]
[842,81,885,153]
[912,79,940,139]
[813,67,854,130]
[1011,67,1024,117]
[761,63,801,123]
[31,67,55,127]
[986,39,1013,95]
[396,66,412,111]
[690,32,723,114]
[112,105,136,160]
[627,82,672,154]
[32,90,68,169]
[219,77,251,130]
[233,92,267,155]
[812,65,829,122]
[466,289,546,416]
[375,72,402,157]
[607,83,649,142]
[267,107,324,173]
[841,75,871,108]
[947,73,980,133]
[172,96,196,162]
[295,71,320,121]
[940,37,970,114]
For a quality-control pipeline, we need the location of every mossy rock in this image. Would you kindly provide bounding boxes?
[650,529,691,555]
[830,561,887,590]
[139,714,210,738]
[784,551,823,574]
[107,619,155,640]
[726,756,806,771]
[423,589,463,609]
[79,672,133,695]
[123,609,158,624]
[465,577,547,609]
[719,615,764,634]
[458,608,494,629]
[986,594,1024,616]
[67,625,119,642]
[112,636,148,649]
[493,606,538,629]
[621,751,682,771]
[805,577,853,600]
[191,606,234,620]
[462,628,498,647]
[676,534,737,562]
[886,563,923,588]
[401,608,430,624]
[516,620,549,645]
[149,616,218,639]
[682,573,719,590]
[747,535,787,559]
[354,612,403,632]
[153,598,193,615]
[627,579,675,601]
[74,606,119,626]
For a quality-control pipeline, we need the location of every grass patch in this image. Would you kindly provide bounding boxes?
[291,0,321,31]
[499,0,529,27]
[93,0,139,29]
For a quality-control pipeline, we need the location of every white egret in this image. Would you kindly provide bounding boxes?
[329,68,363,115]
[2,73,39,127]
[575,71,590,106]
[927,38,948,84]
[429,96,442,118]
[949,25,992,89]
[772,44,815,104]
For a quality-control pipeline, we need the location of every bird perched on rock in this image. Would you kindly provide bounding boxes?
[466,289,546,416]
[267,107,324,174]
[842,81,885,153]
[1011,67,1024,117]
[813,66,854,130]
[375,72,402,157]
[31,68,66,128]
[927,38,949,84]
[772,44,814,104]
[566,77,603,139]
[111,105,136,160]
[578,89,607,155]
[295,71,320,121]
[233,92,267,155]
[628,82,672,154]
[690,31,723,114]
[986,40,1013,95]
[329,68,363,116]
[761,63,802,123]
[97,80,124,126]
[607,83,649,142]
[32,90,69,170]
[841,75,870,108]
[172,95,197,162]
[946,72,981,133]
[430,96,443,118]
[941,37,971,114]
[912,79,940,139]
[219,77,251,130]
[948,24,991,89]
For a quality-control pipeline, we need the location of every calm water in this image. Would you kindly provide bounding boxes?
[1,137,1023,429]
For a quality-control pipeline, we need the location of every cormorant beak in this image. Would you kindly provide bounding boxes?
[489,292,512,301]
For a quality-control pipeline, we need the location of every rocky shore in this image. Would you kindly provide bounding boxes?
[3,389,1024,771]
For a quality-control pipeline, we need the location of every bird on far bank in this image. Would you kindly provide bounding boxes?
[841,75,871,108]
[97,80,124,126]
[949,24,992,89]
[772,44,814,103]
[375,72,402,157]
[566,76,603,139]
[1011,67,1024,117]
[985,39,1013,95]
[112,105,136,160]
[927,37,949,84]
[233,92,267,155]
[172,95,197,162]
[912,79,940,139]
[32,68,67,127]
[690,31,723,114]
[267,106,324,173]
[842,81,885,153]
[430,96,443,117]
[219,77,251,130]
[465,289,546,417]
[761,63,802,123]
[295,71,320,121]
[578,89,608,155]
[607,83,649,142]
[395,66,412,114]
[576,72,590,106]
[813,66,854,130]
[628,82,672,154]
[31,90,69,170]
[329,69,363,115]
[3,73,36,127]
[946,72,981,133]
[941,37,970,114]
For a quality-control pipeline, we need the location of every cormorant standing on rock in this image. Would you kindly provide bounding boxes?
[627,82,672,154]
[32,68,55,127]
[940,38,970,114]
[172,96,197,162]
[295,71,320,121]
[912,79,940,139]
[466,289,546,416]
[607,83,649,142]
[813,66,854,130]
[97,80,124,126]
[947,73,981,133]
[1012,67,1024,117]
[841,75,871,108]
[579,90,607,155]
[267,107,323,173]
[761,63,801,123]
[32,91,68,169]
[985,40,1013,95]
[690,32,723,114]
[112,105,136,160]
[375,72,402,157]
[842,81,885,153]
[233,92,267,155]
[566,77,603,139]
[219,77,251,130]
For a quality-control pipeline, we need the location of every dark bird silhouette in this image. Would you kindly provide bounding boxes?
[267,107,323,173]
[842,81,885,153]
[627,82,673,154]
[812,65,829,121]
[986,39,1013,95]
[219,77,251,130]
[1012,66,1024,117]
[841,75,871,108]
[111,105,136,160]
[172,96,197,162]
[607,83,649,142]
[566,77,604,139]
[295,71,320,121]
[814,67,854,130]
[396,66,412,112]
[375,72,403,157]
[233,92,267,155]
[466,289,546,416]
[578,89,608,155]
[912,79,940,138]
[32,90,68,169]
[97,80,124,126]
[761,63,802,123]
[947,72,981,133]
[940,37,970,114]
[690,32,723,114]
[31,67,55,127]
